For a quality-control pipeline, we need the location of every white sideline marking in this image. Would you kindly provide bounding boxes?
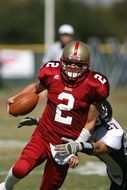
[0,140,26,147]
[69,161,106,176]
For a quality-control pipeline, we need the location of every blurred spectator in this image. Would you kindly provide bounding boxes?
[42,24,75,65]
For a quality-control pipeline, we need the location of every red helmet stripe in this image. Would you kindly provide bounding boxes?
[73,40,79,56]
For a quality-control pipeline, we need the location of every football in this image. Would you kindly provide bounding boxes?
[8,92,39,117]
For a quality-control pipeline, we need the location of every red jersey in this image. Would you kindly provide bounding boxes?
[37,61,110,145]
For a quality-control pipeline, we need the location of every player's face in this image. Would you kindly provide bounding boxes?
[60,34,72,46]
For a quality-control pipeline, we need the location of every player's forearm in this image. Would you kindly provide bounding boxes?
[76,105,99,143]
[82,104,99,134]
[85,104,99,132]
[83,119,97,133]
[10,83,38,99]
[81,141,111,155]
[9,82,45,100]
[19,82,45,94]
[19,83,38,94]
[92,141,111,154]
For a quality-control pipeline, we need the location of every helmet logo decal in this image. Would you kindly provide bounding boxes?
[69,40,80,61]
[74,40,79,55]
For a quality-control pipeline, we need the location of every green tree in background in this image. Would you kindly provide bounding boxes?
[0,0,43,44]
[56,0,127,42]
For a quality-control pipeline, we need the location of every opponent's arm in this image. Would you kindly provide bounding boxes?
[91,141,111,154]
[81,141,111,155]
[56,137,111,156]
[68,141,111,168]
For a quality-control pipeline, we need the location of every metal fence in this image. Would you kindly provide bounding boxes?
[87,37,127,90]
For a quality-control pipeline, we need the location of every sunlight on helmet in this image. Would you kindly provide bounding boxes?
[61,40,90,81]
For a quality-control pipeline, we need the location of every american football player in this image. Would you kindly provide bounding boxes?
[55,100,127,190]
[0,40,109,190]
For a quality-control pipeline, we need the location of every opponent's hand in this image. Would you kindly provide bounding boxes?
[54,137,83,156]
[18,117,39,128]
[69,155,79,168]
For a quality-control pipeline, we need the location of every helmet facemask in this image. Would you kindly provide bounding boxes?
[61,58,89,81]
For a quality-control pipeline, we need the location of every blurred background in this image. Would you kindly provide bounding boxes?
[0,0,127,190]
[0,0,127,90]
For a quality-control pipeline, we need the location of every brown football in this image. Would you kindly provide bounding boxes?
[8,92,39,116]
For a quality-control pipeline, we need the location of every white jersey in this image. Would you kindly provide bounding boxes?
[42,41,63,65]
[92,118,126,186]
[93,118,124,149]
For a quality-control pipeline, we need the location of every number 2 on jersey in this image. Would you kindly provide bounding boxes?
[55,92,74,125]
[94,74,106,84]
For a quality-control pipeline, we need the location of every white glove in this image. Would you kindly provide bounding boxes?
[54,137,83,156]
[54,136,94,156]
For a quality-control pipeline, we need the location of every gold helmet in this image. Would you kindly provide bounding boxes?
[61,40,90,81]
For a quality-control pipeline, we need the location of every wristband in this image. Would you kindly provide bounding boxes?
[81,142,94,154]
[76,128,91,143]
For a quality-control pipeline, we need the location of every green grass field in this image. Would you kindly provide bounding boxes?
[0,87,127,190]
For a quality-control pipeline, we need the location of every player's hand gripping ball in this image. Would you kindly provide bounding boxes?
[8,93,39,117]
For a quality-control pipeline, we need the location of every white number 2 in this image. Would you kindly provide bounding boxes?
[94,74,106,84]
[55,92,74,125]
[46,62,59,67]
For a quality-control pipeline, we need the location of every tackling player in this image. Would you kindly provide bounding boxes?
[55,100,127,190]
[0,40,109,190]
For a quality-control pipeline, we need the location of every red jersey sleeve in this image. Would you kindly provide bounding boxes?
[38,61,60,89]
[88,71,110,103]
